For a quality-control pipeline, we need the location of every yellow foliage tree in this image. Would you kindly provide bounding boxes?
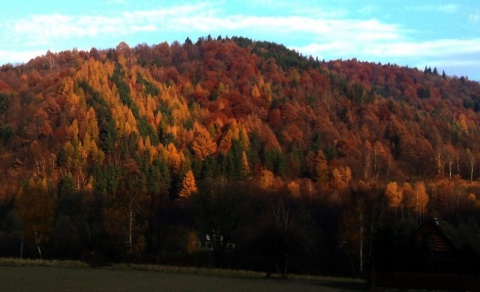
[179,170,198,198]
[241,151,250,178]
[68,119,79,140]
[239,124,250,149]
[251,84,261,98]
[287,181,301,198]
[192,123,217,160]
[331,167,352,190]
[137,138,145,153]
[85,107,99,141]
[166,143,183,174]
[315,150,330,184]
[259,169,275,190]
[410,181,429,222]
[187,231,201,254]
[218,129,235,153]
[385,181,402,209]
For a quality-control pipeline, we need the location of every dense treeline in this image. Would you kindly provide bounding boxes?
[0,36,480,276]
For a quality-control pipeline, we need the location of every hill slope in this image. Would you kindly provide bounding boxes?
[1,36,480,273]
[1,37,480,193]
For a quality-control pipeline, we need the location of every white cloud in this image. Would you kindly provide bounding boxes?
[0,50,46,65]
[406,4,459,13]
[6,2,399,48]
[361,38,480,58]
[469,10,480,24]
[437,4,459,13]
[298,37,480,59]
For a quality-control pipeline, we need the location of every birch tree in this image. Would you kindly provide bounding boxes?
[104,159,150,255]
[385,181,402,218]
[466,148,476,182]
[15,179,55,258]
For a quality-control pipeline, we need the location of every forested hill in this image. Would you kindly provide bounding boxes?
[1,36,480,195]
[1,36,480,271]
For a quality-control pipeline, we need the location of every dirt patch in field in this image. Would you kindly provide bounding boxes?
[0,266,366,291]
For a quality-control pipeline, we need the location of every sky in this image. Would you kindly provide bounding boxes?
[1,0,479,80]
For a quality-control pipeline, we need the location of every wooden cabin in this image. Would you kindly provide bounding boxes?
[415,218,462,273]
[416,218,456,253]
[374,219,479,290]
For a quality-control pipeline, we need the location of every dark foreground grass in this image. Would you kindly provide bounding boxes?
[0,258,367,291]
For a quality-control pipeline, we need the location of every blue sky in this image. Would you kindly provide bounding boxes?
[1,0,479,80]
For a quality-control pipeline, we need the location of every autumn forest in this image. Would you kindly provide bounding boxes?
[0,36,480,276]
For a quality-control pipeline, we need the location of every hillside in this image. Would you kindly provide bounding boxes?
[1,36,480,276]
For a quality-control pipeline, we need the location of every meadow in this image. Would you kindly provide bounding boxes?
[0,259,367,291]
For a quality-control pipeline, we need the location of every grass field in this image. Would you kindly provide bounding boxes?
[0,259,367,291]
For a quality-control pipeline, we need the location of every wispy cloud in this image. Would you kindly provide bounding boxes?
[364,38,480,58]
[10,14,122,46]
[406,4,459,13]
[3,3,209,46]
[437,4,459,13]
[105,0,127,4]
[469,10,480,24]
[2,2,402,49]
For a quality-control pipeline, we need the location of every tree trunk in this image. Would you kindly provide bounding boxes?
[357,197,364,276]
[364,152,370,179]
[386,156,391,178]
[34,227,42,259]
[415,191,419,222]
[456,154,461,176]
[359,219,363,275]
[448,160,452,180]
[129,202,133,253]
[20,232,24,259]
[282,204,290,278]
[436,149,443,177]
[471,160,475,182]
[374,147,379,179]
